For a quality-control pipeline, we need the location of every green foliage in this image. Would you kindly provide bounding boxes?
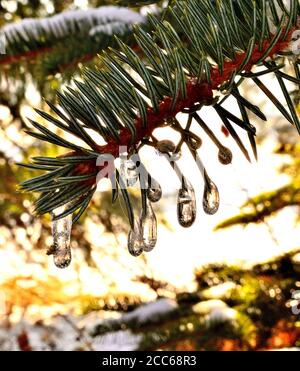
[0,5,148,87]
[89,250,300,350]
[21,0,300,228]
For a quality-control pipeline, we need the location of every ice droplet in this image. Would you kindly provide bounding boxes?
[203,179,220,215]
[120,156,139,187]
[177,180,197,228]
[147,178,162,203]
[128,222,144,257]
[51,205,72,269]
[140,201,157,252]
[218,147,233,165]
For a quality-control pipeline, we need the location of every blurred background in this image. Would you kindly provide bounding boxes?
[0,0,299,351]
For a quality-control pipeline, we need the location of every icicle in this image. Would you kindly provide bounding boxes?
[218,146,233,165]
[128,222,144,257]
[120,154,139,187]
[177,180,197,228]
[147,177,162,203]
[51,205,72,269]
[140,201,157,252]
[203,178,220,215]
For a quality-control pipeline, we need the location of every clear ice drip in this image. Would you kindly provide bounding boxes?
[177,180,197,228]
[51,205,72,268]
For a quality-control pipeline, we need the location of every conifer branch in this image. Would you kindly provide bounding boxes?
[20,0,300,237]
[0,6,147,79]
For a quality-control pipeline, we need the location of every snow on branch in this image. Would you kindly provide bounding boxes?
[1,6,145,53]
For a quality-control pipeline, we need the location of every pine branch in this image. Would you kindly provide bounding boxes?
[0,6,147,79]
[20,0,300,261]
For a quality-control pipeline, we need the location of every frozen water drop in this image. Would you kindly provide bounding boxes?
[203,180,220,215]
[51,205,72,269]
[177,180,197,228]
[128,222,144,257]
[53,248,72,269]
[147,178,162,203]
[140,201,157,252]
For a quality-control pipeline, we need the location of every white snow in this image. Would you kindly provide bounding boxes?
[202,282,237,300]
[91,298,178,331]
[192,299,238,324]
[89,22,130,37]
[207,307,238,324]
[90,299,178,351]
[0,297,298,350]
[122,298,178,324]
[92,330,142,351]
[0,299,178,350]
[1,7,145,47]
[192,299,228,315]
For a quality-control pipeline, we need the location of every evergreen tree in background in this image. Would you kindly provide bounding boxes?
[0,0,300,267]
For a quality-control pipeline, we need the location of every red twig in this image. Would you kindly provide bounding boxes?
[0,47,52,65]
[60,30,297,181]
[71,30,295,180]
[58,54,95,73]
[94,31,294,158]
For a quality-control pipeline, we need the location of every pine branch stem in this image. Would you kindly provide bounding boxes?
[76,29,296,184]
[0,47,52,65]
